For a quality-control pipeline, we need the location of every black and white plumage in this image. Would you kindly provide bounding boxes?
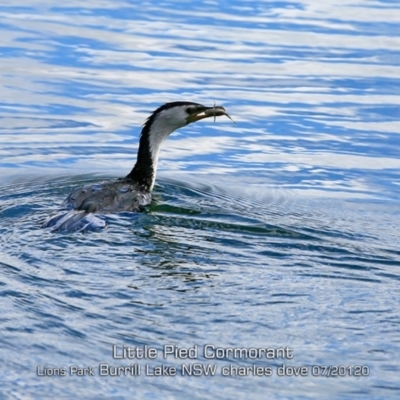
[43,101,231,232]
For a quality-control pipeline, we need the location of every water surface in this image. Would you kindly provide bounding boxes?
[1,0,400,399]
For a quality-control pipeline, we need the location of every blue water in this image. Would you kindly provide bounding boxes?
[1,1,400,399]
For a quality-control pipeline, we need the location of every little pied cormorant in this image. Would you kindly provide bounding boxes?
[43,101,233,231]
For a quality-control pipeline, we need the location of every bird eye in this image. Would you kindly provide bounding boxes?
[186,107,195,115]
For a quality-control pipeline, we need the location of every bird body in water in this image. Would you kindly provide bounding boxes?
[43,101,233,231]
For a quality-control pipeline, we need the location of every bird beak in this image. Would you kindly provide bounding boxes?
[186,105,235,124]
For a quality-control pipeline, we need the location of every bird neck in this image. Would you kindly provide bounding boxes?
[126,132,155,191]
[126,114,177,191]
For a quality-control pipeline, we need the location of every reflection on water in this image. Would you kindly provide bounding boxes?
[1,0,400,198]
[1,0,400,399]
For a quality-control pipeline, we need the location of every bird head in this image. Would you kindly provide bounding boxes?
[130,101,233,190]
[145,101,231,134]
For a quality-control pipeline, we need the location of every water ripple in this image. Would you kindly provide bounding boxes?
[1,0,400,398]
